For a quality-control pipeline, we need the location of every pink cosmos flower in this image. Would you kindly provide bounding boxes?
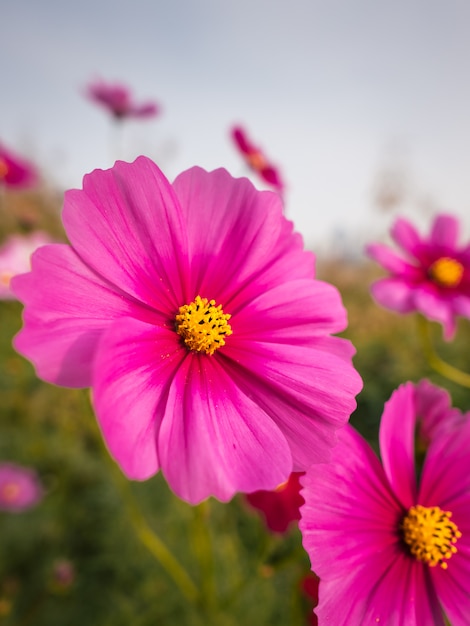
[366,214,470,339]
[300,381,470,626]
[86,79,160,120]
[245,471,304,533]
[0,232,52,299]
[0,143,37,189]
[0,463,43,512]
[12,157,362,504]
[231,126,284,192]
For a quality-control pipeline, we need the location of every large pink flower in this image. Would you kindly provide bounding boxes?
[366,214,470,339]
[0,143,37,189]
[12,157,362,504]
[86,79,159,120]
[0,463,44,512]
[300,381,470,625]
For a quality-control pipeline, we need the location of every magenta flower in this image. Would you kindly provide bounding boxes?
[86,79,160,120]
[231,126,284,192]
[0,143,37,189]
[300,381,470,625]
[0,232,52,299]
[245,472,304,533]
[366,214,470,339]
[0,463,43,512]
[12,157,361,504]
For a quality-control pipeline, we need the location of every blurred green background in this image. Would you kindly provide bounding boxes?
[1,188,469,625]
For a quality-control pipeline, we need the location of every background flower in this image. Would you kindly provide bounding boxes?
[300,381,470,626]
[231,126,284,192]
[12,157,361,504]
[245,471,304,533]
[366,214,470,339]
[0,463,44,512]
[86,79,160,120]
[0,143,38,189]
[0,232,52,299]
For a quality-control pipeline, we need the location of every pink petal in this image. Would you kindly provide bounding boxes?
[366,242,417,275]
[12,244,154,387]
[370,278,416,313]
[231,278,348,342]
[62,157,190,312]
[430,214,459,249]
[432,560,470,626]
[224,341,362,468]
[391,217,423,257]
[172,167,313,309]
[413,287,456,339]
[379,383,417,509]
[92,317,186,480]
[157,355,292,504]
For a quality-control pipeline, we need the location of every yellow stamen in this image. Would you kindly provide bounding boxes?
[0,271,13,288]
[247,151,268,172]
[429,257,464,288]
[401,504,461,569]
[175,295,232,355]
[1,482,20,503]
[0,159,8,180]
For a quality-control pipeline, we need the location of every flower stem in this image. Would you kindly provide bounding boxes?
[81,392,199,604]
[417,316,470,388]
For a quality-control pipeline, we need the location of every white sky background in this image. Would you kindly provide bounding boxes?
[3,0,470,253]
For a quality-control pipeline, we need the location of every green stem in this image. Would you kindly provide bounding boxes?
[191,500,218,618]
[417,316,470,388]
[81,393,199,604]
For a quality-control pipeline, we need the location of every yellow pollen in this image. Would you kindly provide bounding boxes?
[401,504,461,569]
[175,295,232,355]
[247,151,268,172]
[0,159,8,180]
[1,482,20,502]
[0,271,13,288]
[429,257,464,288]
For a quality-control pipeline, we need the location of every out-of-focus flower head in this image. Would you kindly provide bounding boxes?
[0,143,38,189]
[300,380,470,626]
[300,572,320,626]
[50,559,75,593]
[0,232,52,299]
[0,463,44,512]
[86,79,160,120]
[12,157,362,505]
[231,126,284,192]
[245,471,304,533]
[366,214,470,340]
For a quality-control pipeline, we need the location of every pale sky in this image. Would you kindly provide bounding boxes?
[3,0,470,251]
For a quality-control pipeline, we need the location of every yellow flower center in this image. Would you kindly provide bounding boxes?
[428,257,464,288]
[247,151,268,172]
[175,295,232,355]
[0,159,8,180]
[401,504,461,569]
[1,482,20,503]
[0,271,13,288]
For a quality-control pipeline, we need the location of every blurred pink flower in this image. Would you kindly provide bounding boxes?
[12,157,361,504]
[0,143,37,189]
[86,79,160,120]
[0,232,52,299]
[366,214,470,339]
[231,126,284,192]
[0,463,43,512]
[300,381,470,626]
[245,471,304,533]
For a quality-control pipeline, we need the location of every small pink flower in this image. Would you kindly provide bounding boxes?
[245,471,304,533]
[86,79,160,120]
[0,143,37,189]
[231,126,284,192]
[300,380,470,626]
[12,157,361,504]
[0,232,52,299]
[0,463,43,512]
[366,214,470,339]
